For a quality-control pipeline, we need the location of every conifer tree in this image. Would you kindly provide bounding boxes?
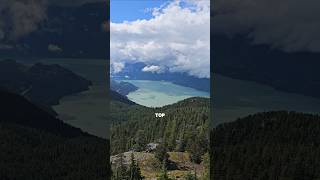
[129,153,143,180]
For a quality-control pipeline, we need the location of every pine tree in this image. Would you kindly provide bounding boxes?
[158,162,172,180]
[113,153,128,180]
[155,143,170,167]
[183,172,197,180]
[129,153,143,180]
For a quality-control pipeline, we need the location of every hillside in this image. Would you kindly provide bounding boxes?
[0,89,110,179]
[211,111,320,179]
[111,97,210,155]
[110,97,210,179]
[110,90,136,105]
[110,80,138,96]
[0,59,92,105]
[213,34,320,99]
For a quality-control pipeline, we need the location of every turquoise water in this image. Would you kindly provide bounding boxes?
[19,58,320,136]
[122,80,210,107]
[212,74,320,126]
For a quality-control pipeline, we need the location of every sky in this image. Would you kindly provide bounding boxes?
[111,0,169,23]
[110,0,211,78]
[213,0,320,53]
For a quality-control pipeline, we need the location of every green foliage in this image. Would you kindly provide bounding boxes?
[201,153,210,180]
[129,153,143,180]
[112,153,128,180]
[154,144,170,166]
[0,122,109,180]
[112,153,143,180]
[157,163,172,180]
[211,111,320,179]
[183,172,197,180]
[111,97,210,162]
[189,132,208,164]
[133,130,147,152]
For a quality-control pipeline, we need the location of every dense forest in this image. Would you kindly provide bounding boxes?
[111,97,210,157]
[0,89,110,179]
[111,97,210,179]
[210,111,320,180]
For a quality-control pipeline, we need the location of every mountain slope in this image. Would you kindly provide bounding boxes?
[110,80,138,96]
[0,59,92,105]
[213,34,320,98]
[0,89,110,179]
[111,97,210,155]
[211,111,320,179]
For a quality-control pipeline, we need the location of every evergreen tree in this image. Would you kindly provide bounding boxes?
[183,172,197,180]
[129,153,143,180]
[201,153,210,180]
[158,162,172,180]
[155,143,170,167]
[134,130,147,152]
[113,153,128,180]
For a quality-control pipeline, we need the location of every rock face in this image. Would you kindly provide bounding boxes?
[0,59,92,105]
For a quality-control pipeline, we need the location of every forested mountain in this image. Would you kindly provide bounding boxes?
[0,59,92,105]
[210,111,320,179]
[111,97,210,159]
[109,90,136,105]
[110,80,138,96]
[110,97,210,179]
[0,89,110,179]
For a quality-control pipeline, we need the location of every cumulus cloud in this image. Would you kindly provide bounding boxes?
[110,0,210,78]
[0,0,106,42]
[111,62,125,74]
[213,0,320,52]
[142,65,164,73]
[48,44,63,53]
[0,0,47,41]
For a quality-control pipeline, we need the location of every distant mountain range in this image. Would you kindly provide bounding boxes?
[112,62,210,92]
[213,34,320,98]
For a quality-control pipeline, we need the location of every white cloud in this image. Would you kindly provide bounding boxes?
[0,0,47,41]
[213,0,320,52]
[142,65,163,73]
[111,62,125,74]
[110,0,210,78]
[48,44,63,53]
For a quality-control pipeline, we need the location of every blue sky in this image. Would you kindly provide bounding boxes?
[111,0,169,23]
[110,0,210,78]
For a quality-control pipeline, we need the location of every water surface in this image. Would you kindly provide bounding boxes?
[122,80,210,107]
